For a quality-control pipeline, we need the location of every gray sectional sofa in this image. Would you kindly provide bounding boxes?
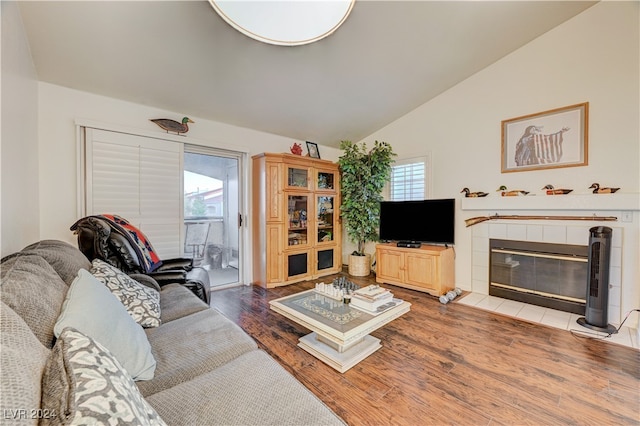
[1,240,344,425]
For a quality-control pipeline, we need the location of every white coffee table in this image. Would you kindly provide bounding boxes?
[269,289,411,373]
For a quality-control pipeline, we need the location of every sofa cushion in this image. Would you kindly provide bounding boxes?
[159,283,209,323]
[0,254,68,348]
[41,327,167,426]
[54,269,156,381]
[137,308,258,397]
[0,301,50,426]
[90,259,161,328]
[20,240,92,285]
[146,350,345,425]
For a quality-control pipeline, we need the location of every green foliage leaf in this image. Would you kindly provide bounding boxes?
[338,140,396,255]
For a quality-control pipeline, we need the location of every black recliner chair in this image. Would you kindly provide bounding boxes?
[70,215,210,304]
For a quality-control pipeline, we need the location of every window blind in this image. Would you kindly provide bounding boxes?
[84,128,182,259]
[390,161,425,201]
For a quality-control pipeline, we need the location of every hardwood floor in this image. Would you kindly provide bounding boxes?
[210,273,640,425]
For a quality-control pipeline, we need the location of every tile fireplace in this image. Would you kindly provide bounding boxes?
[463,193,639,328]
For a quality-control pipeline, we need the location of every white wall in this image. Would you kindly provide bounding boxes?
[361,2,639,295]
[1,2,40,256]
[36,83,341,249]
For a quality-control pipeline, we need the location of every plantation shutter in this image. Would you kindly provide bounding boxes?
[84,128,182,259]
[390,161,425,201]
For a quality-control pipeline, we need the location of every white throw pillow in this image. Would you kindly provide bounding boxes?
[90,259,161,328]
[41,327,166,425]
[54,269,156,381]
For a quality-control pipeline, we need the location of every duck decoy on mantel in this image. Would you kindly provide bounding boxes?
[497,185,529,197]
[542,184,573,195]
[460,187,488,197]
[589,183,620,194]
[150,117,194,135]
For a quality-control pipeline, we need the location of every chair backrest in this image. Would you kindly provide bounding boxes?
[70,215,161,274]
[184,222,210,259]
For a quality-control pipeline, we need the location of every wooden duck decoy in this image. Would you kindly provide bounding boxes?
[497,185,529,197]
[150,117,194,135]
[542,184,573,195]
[589,183,620,194]
[460,187,488,198]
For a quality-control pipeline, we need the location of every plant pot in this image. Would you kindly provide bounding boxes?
[348,253,371,277]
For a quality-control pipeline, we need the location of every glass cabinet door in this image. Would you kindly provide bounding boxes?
[316,170,335,190]
[316,196,334,243]
[287,166,309,189]
[288,195,308,246]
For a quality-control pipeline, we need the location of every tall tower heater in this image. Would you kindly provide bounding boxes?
[577,226,617,333]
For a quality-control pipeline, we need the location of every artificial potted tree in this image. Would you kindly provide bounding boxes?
[338,140,395,276]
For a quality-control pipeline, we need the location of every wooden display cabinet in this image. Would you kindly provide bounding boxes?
[375,243,454,296]
[252,153,341,287]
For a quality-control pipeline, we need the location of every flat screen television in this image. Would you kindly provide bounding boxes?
[379,198,455,246]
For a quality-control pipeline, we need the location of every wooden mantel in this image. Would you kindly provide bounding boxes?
[460,193,639,212]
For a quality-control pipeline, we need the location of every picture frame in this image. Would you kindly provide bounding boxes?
[306,141,321,159]
[501,102,588,173]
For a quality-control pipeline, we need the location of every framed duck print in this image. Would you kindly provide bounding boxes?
[501,102,588,173]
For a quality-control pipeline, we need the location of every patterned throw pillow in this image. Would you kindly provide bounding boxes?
[90,259,161,328]
[41,327,167,426]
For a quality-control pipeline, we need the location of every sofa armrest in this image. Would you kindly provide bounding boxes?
[155,257,193,271]
[129,273,161,293]
[148,270,188,286]
[147,269,210,305]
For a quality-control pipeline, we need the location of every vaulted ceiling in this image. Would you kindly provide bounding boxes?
[18,1,597,147]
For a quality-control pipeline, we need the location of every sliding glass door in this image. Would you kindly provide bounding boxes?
[183,146,242,288]
[82,127,245,289]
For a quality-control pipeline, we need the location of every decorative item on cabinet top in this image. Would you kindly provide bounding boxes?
[306,141,321,159]
[290,143,303,155]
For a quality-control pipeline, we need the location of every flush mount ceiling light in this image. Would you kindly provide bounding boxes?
[209,0,355,46]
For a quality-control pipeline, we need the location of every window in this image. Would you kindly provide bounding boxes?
[390,156,430,201]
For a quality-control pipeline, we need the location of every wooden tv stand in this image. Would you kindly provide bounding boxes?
[375,243,454,297]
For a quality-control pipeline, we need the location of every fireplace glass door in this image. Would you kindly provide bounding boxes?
[489,239,588,314]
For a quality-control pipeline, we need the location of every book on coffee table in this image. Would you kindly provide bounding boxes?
[350,297,403,315]
[354,285,392,301]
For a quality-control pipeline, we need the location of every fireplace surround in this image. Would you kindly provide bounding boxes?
[489,239,588,314]
[463,192,639,329]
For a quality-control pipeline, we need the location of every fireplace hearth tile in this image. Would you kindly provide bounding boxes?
[540,309,571,329]
[571,320,634,347]
[457,292,637,349]
[456,292,485,306]
[495,300,525,317]
[476,295,504,311]
[515,304,545,323]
